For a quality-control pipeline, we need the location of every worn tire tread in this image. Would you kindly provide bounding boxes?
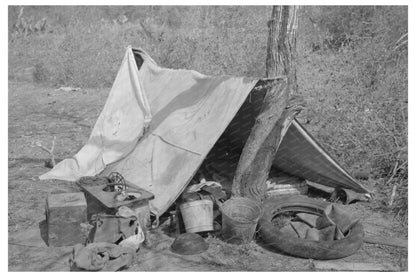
[258,195,364,260]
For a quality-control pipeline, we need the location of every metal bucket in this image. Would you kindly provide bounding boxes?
[179,199,214,233]
[221,197,262,244]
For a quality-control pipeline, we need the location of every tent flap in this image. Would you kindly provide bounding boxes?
[39,46,151,181]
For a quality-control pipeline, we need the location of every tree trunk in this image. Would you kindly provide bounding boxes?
[232,6,304,201]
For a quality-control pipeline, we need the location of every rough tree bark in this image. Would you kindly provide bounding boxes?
[232,6,304,201]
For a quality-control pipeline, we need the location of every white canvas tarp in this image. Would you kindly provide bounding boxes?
[40,46,258,215]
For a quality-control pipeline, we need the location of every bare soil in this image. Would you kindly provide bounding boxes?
[8,81,408,271]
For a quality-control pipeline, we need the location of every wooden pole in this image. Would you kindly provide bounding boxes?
[232,6,304,201]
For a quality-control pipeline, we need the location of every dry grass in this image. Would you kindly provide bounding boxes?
[8,82,108,233]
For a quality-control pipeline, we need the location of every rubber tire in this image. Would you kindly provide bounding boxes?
[258,195,364,260]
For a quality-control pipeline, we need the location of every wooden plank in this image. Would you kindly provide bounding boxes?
[364,234,407,248]
[312,261,398,271]
[306,180,334,194]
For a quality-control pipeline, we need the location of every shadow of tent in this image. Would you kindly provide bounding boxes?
[38,219,49,246]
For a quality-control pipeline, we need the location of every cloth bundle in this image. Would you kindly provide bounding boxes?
[70,207,145,271]
[181,179,227,205]
[70,242,135,271]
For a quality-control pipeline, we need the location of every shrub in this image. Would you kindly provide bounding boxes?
[297,6,407,217]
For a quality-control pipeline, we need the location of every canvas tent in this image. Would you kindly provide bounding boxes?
[40,46,371,217]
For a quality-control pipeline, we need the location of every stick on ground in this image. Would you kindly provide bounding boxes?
[35,136,56,167]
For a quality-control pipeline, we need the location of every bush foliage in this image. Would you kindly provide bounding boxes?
[8,6,408,217]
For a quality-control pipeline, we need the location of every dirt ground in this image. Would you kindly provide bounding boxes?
[8,81,408,271]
